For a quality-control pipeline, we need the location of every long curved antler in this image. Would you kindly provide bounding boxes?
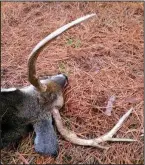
[27,13,96,92]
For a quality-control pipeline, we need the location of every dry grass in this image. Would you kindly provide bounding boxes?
[1,2,144,164]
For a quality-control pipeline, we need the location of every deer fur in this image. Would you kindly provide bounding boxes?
[1,75,67,157]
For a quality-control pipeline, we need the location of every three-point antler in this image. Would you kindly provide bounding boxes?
[52,107,136,149]
[27,14,96,92]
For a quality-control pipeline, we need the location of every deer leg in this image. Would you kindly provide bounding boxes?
[33,116,59,157]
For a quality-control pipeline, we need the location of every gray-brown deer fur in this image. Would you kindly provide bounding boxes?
[1,75,67,157]
[1,14,96,157]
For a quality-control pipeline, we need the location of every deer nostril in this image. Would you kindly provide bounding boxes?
[62,74,68,81]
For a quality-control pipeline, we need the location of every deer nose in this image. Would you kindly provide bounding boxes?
[56,74,68,81]
[57,74,68,87]
[51,74,68,88]
[61,74,68,82]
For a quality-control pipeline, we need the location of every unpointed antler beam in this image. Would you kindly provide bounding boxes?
[27,14,96,92]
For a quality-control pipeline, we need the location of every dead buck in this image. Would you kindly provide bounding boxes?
[1,14,136,158]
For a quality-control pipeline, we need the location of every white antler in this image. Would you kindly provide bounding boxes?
[52,107,136,149]
[28,13,96,92]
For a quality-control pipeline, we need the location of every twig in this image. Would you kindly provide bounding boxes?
[16,152,29,165]
[105,95,116,116]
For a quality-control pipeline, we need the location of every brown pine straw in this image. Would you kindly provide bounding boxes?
[1,2,144,164]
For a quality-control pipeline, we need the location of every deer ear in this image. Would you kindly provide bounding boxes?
[33,117,59,157]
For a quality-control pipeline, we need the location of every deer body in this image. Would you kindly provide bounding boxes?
[1,75,67,157]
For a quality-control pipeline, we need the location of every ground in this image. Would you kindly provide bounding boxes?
[1,2,144,164]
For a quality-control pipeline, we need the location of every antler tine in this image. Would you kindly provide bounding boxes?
[27,13,96,92]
